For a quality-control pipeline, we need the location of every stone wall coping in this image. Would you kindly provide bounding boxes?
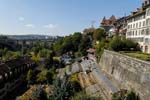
[104,49,150,65]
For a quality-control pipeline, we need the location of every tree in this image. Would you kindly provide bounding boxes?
[78,35,92,56]
[109,36,124,51]
[71,32,82,52]
[109,36,139,51]
[36,69,53,84]
[32,87,48,100]
[49,76,74,100]
[126,91,140,100]
[26,69,34,85]
[0,35,8,39]
[93,28,105,41]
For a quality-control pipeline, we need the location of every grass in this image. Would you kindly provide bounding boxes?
[120,51,150,61]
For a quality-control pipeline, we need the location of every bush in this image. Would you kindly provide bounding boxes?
[126,91,140,100]
[109,37,125,51]
[112,90,140,100]
[72,91,103,100]
[109,37,139,52]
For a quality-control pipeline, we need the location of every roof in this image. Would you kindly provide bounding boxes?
[101,15,116,26]
[127,10,146,20]
[127,0,150,20]
[110,15,116,22]
[5,57,33,69]
[0,63,10,75]
[87,48,96,53]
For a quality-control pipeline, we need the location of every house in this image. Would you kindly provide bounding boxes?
[86,48,96,61]
[61,53,73,65]
[126,0,150,53]
[114,16,128,36]
[100,15,117,37]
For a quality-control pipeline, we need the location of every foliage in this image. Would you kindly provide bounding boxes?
[70,74,82,92]
[0,35,8,39]
[109,36,124,51]
[121,51,150,61]
[93,28,105,41]
[32,87,48,100]
[0,48,21,61]
[126,91,140,100]
[112,93,122,100]
[49,76,74,100]
[72,91,103,100]
[112,91,140,100]
[78,34,92,56]
[26,69,34,84]
[53,32,92,56]
[109,36,139,52]
[36,69,53,84]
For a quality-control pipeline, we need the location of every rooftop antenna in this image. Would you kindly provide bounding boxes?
[91,20,96,28]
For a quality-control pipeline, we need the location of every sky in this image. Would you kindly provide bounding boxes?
[0,0,143,36]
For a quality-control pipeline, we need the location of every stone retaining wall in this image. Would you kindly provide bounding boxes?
[99,50,150,100]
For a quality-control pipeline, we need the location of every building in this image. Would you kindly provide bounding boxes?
[100,15,117,37]
[114,16,128,36]
[86,48,96,61]
[0,58,36,99]
[126,0,150,53]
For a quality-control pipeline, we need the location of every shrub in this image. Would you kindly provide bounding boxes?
[109,36,139,52]
[72,91,103,100]
[109,37,125,51]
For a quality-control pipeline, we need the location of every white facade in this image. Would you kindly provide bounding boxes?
[126,7,150,53]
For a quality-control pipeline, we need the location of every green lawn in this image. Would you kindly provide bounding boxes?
[120,51,150,61]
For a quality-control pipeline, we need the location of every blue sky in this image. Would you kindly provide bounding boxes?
[0,0,143,36]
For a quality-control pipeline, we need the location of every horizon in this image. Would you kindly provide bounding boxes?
[0,0,143,36]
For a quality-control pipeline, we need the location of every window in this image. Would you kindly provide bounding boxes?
[147,9,150,16]
[133,31,134,36]
[139,22,141,27]
[143,21,145,26]
[146,18,150,26]
[146,28,150,35]
[136,23,138,28]
[139,30,140,35]
[135,30,137,36]
[141,29,144,35]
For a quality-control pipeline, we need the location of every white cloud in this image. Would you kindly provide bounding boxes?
[24,24,35,28]
[18,17,25,21]
[43,24,56,29]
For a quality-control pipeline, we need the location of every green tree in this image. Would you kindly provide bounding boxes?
[109,36,125,51]
[49,76,74,100]
[26,69,34,85]
[93,28,105,41]
[126,91,140,100]
[36,69,53,84]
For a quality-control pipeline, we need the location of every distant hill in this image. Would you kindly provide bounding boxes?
[6,35,61,40]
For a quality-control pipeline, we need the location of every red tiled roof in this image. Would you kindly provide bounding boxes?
[110,15,116,22]
[101,15,116,26]
[87,48,96,53]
